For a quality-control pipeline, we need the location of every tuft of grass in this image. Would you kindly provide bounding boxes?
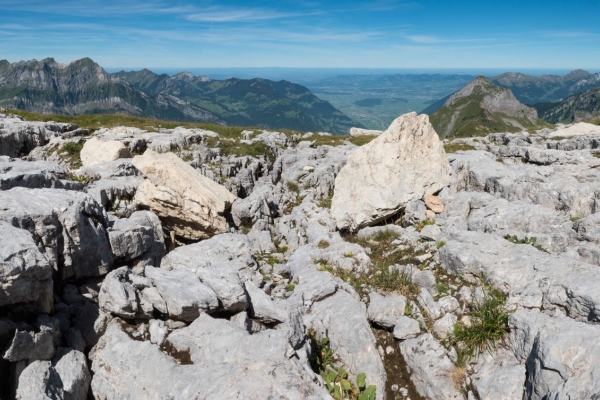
[450,367,466,390]
[317,192,333,209]
[286,181,300,194]
[443,143,476,153]
[318,240,330,249]
[449,286,509,366]
[416,219,435,232]
[204,136,276,161]
[334,228,421,297]
[436,240,446,249]
[67,173,96,184]
[60,141,84,168]
[437,283,448,296]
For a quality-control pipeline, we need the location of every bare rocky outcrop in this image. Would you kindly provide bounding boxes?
[5,110,600,400]
[80,137,131,168]
[331,112,451,231]
[132,149,237,240]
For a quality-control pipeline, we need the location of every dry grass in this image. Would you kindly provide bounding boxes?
[449,367,466,389]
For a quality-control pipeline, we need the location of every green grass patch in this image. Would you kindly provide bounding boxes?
[60,142,84,168]
[325,229,422,297]
[444,143,476,153]
[449,286,509,366]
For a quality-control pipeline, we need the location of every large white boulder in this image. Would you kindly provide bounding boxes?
[80,137,131,168]
[332,112,451,231]
[132,149,237,240]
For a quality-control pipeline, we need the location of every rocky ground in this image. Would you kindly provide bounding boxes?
[1,108,599,400]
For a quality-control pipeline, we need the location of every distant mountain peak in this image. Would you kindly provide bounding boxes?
[173,71,195,80]
[564,69,591,81]
[431,77,540,138]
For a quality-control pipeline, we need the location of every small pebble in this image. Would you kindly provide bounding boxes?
[391,384,399,392]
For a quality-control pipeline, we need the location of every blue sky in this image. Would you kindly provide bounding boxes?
[1,0,599,70]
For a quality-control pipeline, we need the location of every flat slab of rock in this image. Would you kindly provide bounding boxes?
[399,333,463,399]
[132,149,237,240]
[332,112,450,231]
[91,317,329,399]
[393,316,421,340]
[367,291,406,328]
[145,266,219,321]
[0,159,82,190]
[547,122,600,138]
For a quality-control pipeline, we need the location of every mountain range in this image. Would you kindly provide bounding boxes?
[490,69,600,105]
[538,87,600,123]
[0,58,360,134]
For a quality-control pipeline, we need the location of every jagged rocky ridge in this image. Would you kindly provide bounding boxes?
[1,105,600,399]
[0,57,360,134]
[539,86,600,123]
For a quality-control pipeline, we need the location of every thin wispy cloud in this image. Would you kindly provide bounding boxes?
[539,30,598,38]
[1,0,599,69]
[186,8,312,23]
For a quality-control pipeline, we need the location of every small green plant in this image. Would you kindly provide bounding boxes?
[416,219,435,232]
[570,216,583,222]
[285,284,295,292]
[592,151,600,159]
[520,157,528,164]
[277,245,288,254]
[437,240,446,249]
[308,329,376,400]
[503,234,548,253]
[437,283,448,296]
[258,268,270,281]
[318,240,330,249]
[343,251,354,258]
[449,286,509,366]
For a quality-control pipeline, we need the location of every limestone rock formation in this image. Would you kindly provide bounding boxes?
[80,137,131,168]
[331,112,451,231]
[0,222,53,313]
[132,149,237,240]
